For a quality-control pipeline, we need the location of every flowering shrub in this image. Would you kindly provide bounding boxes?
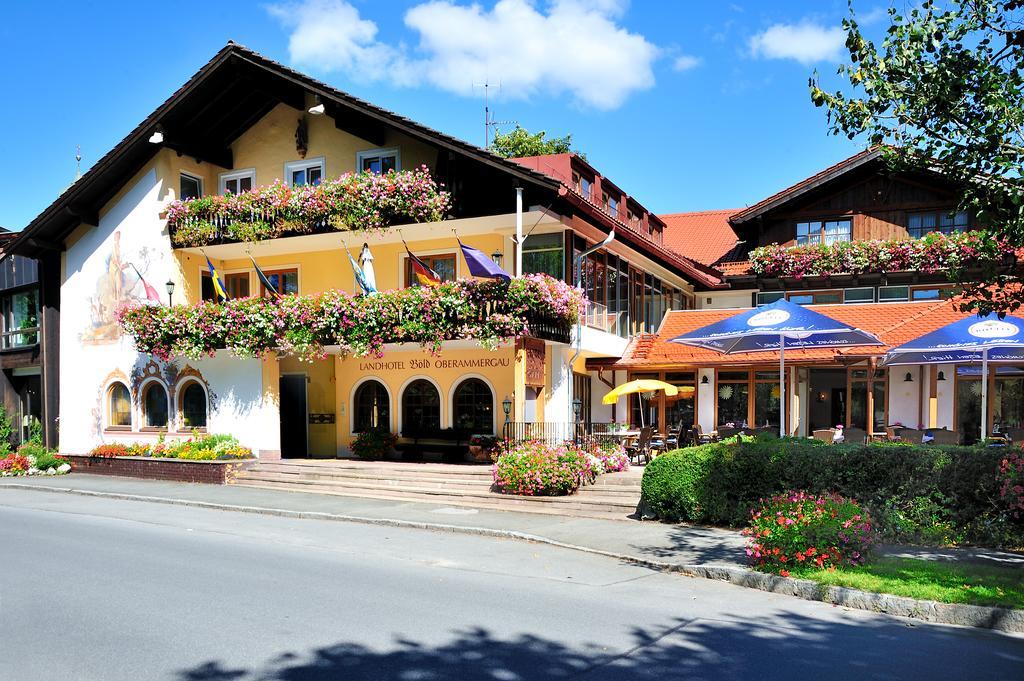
[0,454,30,474]
[167,167,451,247]
[586,439,630,473]
[0,449,69,477]
[998,450,1024,519]
[743,491,876,576]
[118,274,583,361]
[749,231,1012,279]
[88,434,253,461]
[351,429,398,460]
[492,440,598,496]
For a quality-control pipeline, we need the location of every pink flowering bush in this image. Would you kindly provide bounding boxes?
[743,491,876,576]
[0,453,30,474]
[117,275,584,361]
[167,167,451,247]
[998,450,1024,519]
[492,440,598,496]
[585,439,630,473]
[749,231,1011,279]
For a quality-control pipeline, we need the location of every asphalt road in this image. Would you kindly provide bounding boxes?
[1,489,1022,681]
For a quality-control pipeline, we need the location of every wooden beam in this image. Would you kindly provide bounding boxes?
[163,136,233,170]
[64,204,98,227]
[327,104,387,146]
[25,236,63,252]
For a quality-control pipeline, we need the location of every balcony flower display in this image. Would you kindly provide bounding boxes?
[117,275,584,361]
[749,231,1013,279]
[167,166,451,247]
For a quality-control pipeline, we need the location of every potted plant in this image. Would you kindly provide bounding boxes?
[468,434,497,462]
[351,428,397,460]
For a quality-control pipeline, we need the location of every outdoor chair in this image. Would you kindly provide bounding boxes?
[626,427,653,465]
[899,429,926,444]
[664,419,686,449]
[691,424,716,446]
[928,429,959,445]
[885,426,902,442]
[812,429,835,444]
[843,427,867,444]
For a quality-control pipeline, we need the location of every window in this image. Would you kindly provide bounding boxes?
[844,287,874,304]
[220,170,255,195]
[664,372,695,432]
[202,272,250,301]
[357,148,400,174]
[260,269,299,296]
[353,380,390,433]
[574,173,593,200]
[180,173,202,200]
[911,286,954,301]
[603,193,619,218]
[285,158,324,187]
[756,291,785,307]
[1,289,38,348]
[717,371,749,427]
[878,285,910,302]
[849,368,887,433]
[796,219,851,246]
[107,383,131,428]
[522,233,565,280]
[142,383,169,429]
[405,253,456,287]
[788,291,842,305]
[908,210,969,238]
[402,379,440,436]
[452,378,494,433]
[0,255,38,289]
[753,371,780,429]
[180,382,207,429]
[629,373,659,429]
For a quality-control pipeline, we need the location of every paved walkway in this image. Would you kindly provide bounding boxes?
[2,474,1022,570]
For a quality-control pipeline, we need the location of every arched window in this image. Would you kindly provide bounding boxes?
[180,382,207,429]
[142,382,169,428]
[453,378,494,434]
[354,380,390,432]
[402,379,440,436]
[107,382,131,427]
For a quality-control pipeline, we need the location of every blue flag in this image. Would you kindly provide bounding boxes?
[459,240,511,281]
[205,256,228,302]
[347,249,377,295]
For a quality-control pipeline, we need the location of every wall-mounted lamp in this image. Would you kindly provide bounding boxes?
[904,372,914,383]
[308,95,326,115]
[700,375,709,385]
[816,391,827,403]
[937,371,946,382]
[572,398,583,422]
[491,249,503,267]
[502,395,512,422]
[148,125,165,144]
[165,280,176,307]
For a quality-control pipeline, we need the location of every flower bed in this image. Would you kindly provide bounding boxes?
[0,444,71,477]
[743,491,876,576]
[492,440,599,496]
[118,274,583,361]
[167,167,451,247]
[88,434,252,461]
[748,231,1012,279]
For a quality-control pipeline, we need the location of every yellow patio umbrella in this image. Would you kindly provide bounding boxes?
[602,379,679,427]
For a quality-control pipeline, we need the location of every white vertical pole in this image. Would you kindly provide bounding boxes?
[779,334,786,438]
[515,187,524,277]
[981,348,990,441]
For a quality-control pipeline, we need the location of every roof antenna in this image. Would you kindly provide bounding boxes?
[473,79,515,149]
[74,144,82,181]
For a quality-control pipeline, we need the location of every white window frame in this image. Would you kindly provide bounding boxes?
[219,168,256,195]
[179,172,203,200]
[284,157,326,187]
[356,148,401,174]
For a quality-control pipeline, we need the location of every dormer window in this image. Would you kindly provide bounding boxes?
[907,210,969,238]
[357,148,400,174]
[285,158,324,187]
[573,172,593,200]
[796,219,851,246]
[603,193,619,218]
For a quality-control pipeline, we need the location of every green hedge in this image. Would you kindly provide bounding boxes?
[641,437,1023,548]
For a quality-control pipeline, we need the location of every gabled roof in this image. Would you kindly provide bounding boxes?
[660,209,742,266]
[9,42,562,259]
[729,148,883,225]
[612,298,971,368]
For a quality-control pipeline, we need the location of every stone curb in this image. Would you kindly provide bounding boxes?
[4,483,1022,634]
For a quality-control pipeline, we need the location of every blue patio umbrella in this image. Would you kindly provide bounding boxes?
[669,299,883,437]
[880,313,1024,440]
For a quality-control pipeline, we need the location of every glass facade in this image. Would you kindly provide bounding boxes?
[717,371,749,427]
[522,233,564,279]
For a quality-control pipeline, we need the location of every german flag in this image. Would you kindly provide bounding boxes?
[404,243,442,287]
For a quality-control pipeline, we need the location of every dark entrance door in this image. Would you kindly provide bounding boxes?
[279,374,308,459]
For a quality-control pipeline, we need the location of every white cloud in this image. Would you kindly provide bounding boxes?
[748,21,846,65]
[267,0,660,110]
[672,55,701,72]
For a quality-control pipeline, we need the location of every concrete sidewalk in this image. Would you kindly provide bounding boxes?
[2,474,1021,570]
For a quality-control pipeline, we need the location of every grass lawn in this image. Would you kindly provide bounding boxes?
[785,557,1024,609]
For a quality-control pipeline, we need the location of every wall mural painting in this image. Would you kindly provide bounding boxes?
[82,231,159,343]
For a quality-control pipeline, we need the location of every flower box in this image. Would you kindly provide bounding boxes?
[63,453,254,484]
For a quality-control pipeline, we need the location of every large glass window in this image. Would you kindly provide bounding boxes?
[260,269,299,296]
[402,379,440,436]
[405,254,456,287]
[717,371,749,427]
[453,378,494,433]
[1,289,39,348]
[994,367,1024,433]
[107,383,131,428]
[664,372,695,433]
[202,272,250,301]
[522,233,565,280]
[908,210,969,238]
[957,368,983,444]
[142,383,169,429]
[849,368,887,433]
[354,380,390,433]
[796,219,851,246]
[753,371,780,429]
[629,373,659,429]
[180,382,207,429]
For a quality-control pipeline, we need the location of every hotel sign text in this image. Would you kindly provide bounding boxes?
[359,357,511,372]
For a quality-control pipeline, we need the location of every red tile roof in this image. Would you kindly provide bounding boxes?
[613,298,972,368]
[660,209,742,266]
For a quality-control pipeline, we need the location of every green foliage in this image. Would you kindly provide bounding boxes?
[28,418,42,445]
[641,439,1023,547]
[351,429,397,460]
[18,442,64,471]
[490,125,580,159]
[811,0,1024,315]
[89,435,252,461]
[0,405,13,455]
[492,439,598,496]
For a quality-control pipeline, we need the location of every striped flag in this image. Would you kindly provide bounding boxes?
[128,263,162,304]
[250,257,280,297]
[404,242,442,287]
[205,256,228,302]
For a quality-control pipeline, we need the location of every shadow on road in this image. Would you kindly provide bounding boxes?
[175,614,1023,681]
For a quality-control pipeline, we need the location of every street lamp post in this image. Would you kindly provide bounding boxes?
[165,280,176,307]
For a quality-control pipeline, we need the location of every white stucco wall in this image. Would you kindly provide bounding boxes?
[59,167,279,455]
[697,367,715,431]
[888,365,925,428]
[699,290,754,310]
[935,364,955,429]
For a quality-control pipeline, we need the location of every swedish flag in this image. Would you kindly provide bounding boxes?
[205,256,228,302]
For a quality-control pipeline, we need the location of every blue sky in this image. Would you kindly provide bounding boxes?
[0,0,891,230]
